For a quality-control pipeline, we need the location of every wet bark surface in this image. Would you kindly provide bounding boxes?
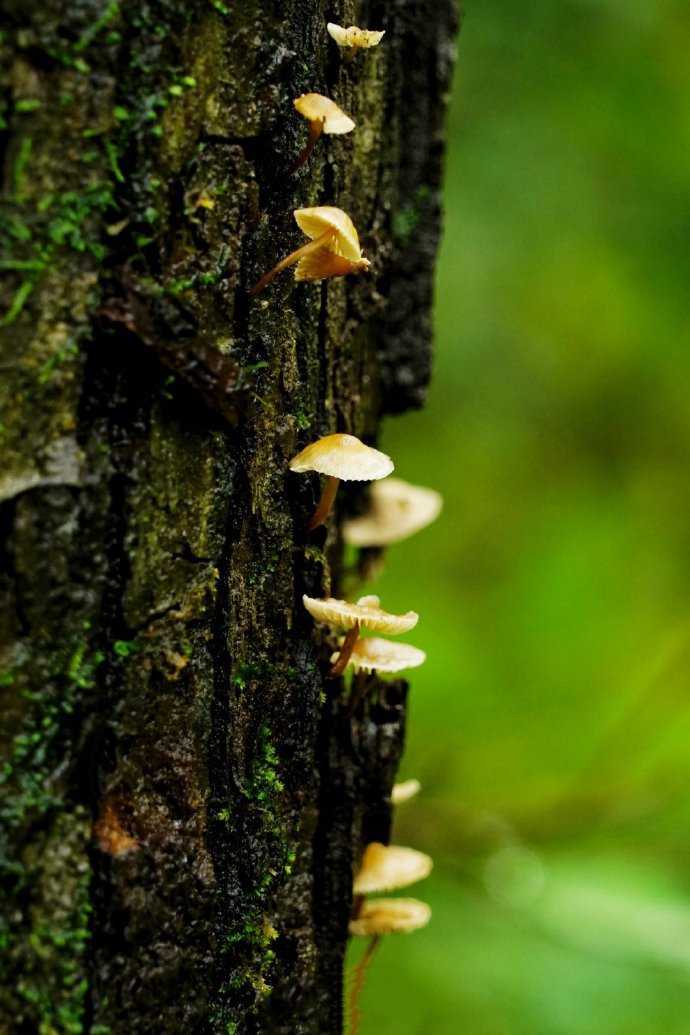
[0,1,457,1031]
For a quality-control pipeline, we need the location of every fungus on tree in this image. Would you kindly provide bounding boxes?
[352,842,432,896]
[392,778,422,805]
[348,897,431,937]
[346,897,432,1034]
[250,206,369,298]
[289,433,392,531]
[348,853,432,1031]
[302,593,417,677]
[343,477,443,547]
[331,636,426,675]
[327,21,385,61]
[288,93,355,175]
[334,636,426,717]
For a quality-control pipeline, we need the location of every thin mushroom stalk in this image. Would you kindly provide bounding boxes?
[251,208,369,299]
[303,593,418,688]
[290,434,393,530]
[287,95,354,177]
[250,228,335,298]
[351,894,366,920]
[328,622,359,678]
[307,474,340,531]
[346,935,381,1035]
[287,117,324,176]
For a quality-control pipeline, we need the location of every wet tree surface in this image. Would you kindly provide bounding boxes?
[0,1,457,1032]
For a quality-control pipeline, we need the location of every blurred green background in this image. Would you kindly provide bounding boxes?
[348,2,690,1031]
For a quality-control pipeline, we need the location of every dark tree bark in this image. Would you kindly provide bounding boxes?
[0,1,457,1032]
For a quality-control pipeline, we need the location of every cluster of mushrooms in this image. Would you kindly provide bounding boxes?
[251,21,440,1027]
[289,432,439,1018]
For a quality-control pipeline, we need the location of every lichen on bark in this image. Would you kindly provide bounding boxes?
[0,0,457,1031]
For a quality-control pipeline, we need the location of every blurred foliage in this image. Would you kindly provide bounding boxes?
[348,1,690,1031]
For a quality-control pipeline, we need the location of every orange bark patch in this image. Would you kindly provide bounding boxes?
[94,802,140,856]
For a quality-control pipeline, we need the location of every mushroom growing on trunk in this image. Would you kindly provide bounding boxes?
[327,21,385,61]
[302,593,417,677]
[290,433,393,531]
[250,207,369,298]
[352,842,433,898]
[342,478,443,547]
[288,93,355,175]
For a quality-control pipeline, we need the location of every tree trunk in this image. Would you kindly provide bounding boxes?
[0,1,457,1032]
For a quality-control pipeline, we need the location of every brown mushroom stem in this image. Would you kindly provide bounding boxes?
[351,894,366,920]
[346,935,381,1035]
[249,228,336,299]
[307,474,340,531]
[328,623,359,678]
[287,118,324,176]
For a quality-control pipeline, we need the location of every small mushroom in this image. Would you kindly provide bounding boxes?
[327,21,385,61]
[348,843,432,1032]
[250,207,369,299]
[348,897,431,937]
[303,593,418,677]
[342,477,443,547]
[346,897,431,1034]
[288,93,355,175]
[353,842,432,896]
[331,636,426,675]
[337,636,426,716]
[290,433,392,531]
[392,778,422,805]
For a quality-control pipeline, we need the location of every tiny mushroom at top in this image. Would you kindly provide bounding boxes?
[327,22,385,60]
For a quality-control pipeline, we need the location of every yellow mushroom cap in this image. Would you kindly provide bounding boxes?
[294,246,369,282]
[327,22,385,49]
[392,779,422,805]
[342,478,443,547]
[349,898,431,937]
[293,207,367,265]
[289,434,393,481]
[293,93,355,134]
[331,636,426,674]
[303,594,418,635]
[353,842,433,895]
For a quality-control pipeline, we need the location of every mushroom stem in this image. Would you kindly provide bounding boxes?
[250,228,335,299]
[351,894,366,920]
[307,474,340,531]
[328,623,359,678]
[287,118,324,176]
[346,935,381,1035]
